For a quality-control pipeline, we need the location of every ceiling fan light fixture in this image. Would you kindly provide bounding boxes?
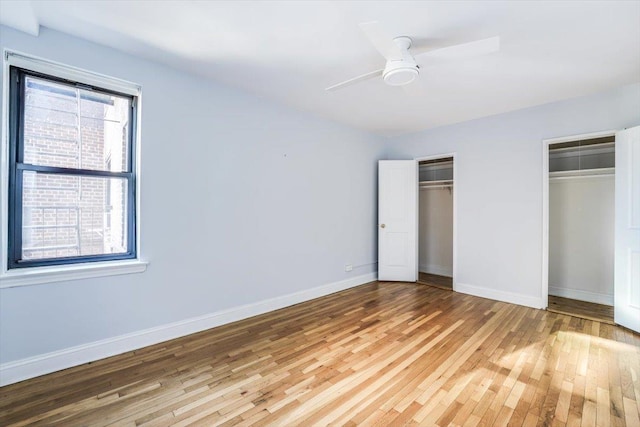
[381,36,418,86]
[383,67,419,86]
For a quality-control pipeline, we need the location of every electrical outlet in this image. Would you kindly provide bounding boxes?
[345,264,353,272]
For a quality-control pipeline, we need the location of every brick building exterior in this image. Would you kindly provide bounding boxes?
[21,75,129,261]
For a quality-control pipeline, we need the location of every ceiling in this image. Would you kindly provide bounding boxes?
[1,1,639,136]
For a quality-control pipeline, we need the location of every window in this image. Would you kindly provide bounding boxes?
[5,61,139,272]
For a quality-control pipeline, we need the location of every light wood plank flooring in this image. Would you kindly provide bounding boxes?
[418,272,453,291]
[1,282,639,426]
[548,295,615,325]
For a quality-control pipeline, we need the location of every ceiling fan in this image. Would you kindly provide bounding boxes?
[326,22,500,92]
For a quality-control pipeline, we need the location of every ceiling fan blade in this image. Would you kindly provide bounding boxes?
[415,36,500,65]
[325,69,384,92]
[359,21,404,61]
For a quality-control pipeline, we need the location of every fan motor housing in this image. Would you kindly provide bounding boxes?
[383,36,419,86]
[383,59,419,86]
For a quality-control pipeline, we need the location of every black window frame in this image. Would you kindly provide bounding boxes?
[7,66,138,269]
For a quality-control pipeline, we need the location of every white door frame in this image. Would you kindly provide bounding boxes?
[541,130,616,310]
[415,152,457,291]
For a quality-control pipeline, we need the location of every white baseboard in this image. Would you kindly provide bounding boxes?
[0,272,377,387]
[419,264,453,277]
[548,286,613,306]
[455,282,545,309]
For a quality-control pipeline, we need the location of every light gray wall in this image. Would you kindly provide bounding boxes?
[0,26,385,363]
[549,176,614,304]
[385,82,640,306]
[418,188,453,277]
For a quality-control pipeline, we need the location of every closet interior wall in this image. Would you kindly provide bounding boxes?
[418,159,453,277]
[548,137,615,305]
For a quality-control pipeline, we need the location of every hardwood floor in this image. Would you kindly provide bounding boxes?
[1,281,639,426]
[418,272,453,291]
[548,295,615,325]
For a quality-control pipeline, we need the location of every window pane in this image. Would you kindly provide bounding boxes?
[21,171,129,260]
[23,76,130,172]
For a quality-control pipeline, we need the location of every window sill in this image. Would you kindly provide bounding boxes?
[0,259,148,288]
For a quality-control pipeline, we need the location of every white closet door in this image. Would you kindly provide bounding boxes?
[378,160,418,282]
[614,126,640,333]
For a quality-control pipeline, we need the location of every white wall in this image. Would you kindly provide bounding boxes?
[419,188,453,277]
[0,26,385,377]
[385,82,640,308]
[549,176,614,305]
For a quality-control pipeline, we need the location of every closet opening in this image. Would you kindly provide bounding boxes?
[417,156,454,291]
[547,135,615,323]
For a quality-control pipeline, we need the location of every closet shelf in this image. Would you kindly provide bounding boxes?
[549,167,614,180]
[419,179,453,186]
